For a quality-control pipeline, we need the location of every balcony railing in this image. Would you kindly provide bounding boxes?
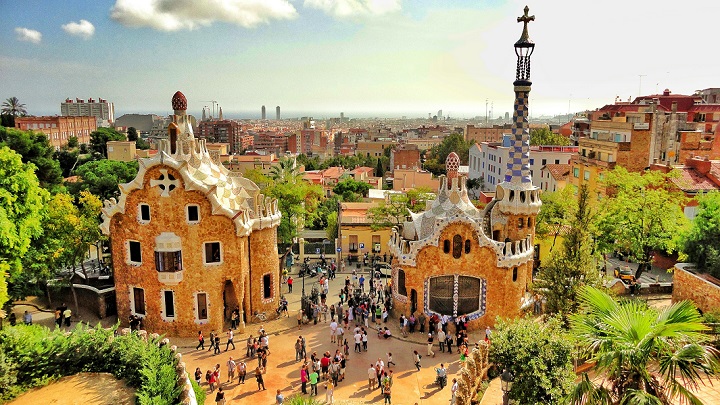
[158,270,183,285]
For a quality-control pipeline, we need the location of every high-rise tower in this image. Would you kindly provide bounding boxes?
[261,105,266,120]
[494,5,541,242]
[276,106,280,120]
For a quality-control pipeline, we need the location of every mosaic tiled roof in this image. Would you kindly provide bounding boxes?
[406,175,481,240]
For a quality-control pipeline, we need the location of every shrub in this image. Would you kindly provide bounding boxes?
[0,323,181,404]
[190,378,206,404]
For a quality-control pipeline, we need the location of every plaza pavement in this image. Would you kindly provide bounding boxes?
[8,265,720,404]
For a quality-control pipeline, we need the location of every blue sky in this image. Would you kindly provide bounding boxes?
[2,0,720,119]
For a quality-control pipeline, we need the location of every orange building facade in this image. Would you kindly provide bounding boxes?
[101,92,281,337]
[15,115,97,149]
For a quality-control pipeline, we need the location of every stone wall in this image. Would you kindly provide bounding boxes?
[672,263,720,314]
[455,342,490,405]
[247,226,280,320]
[393,222,531,331]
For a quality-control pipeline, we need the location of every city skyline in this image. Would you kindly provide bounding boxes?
[2,0,719,119]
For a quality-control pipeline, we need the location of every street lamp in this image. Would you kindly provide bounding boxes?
[501,369,514,405]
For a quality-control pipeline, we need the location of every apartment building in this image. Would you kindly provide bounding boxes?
[15,115,97,149]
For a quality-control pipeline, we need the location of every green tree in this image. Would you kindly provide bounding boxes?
[296,154,320,171]
[376,158,384,178]
[54,149,81,177]
[266,180,324,245]
[89,127,126,157]
[127,127,139,142]
[66,136,79,149]
[566,286,719,405]
[530,127,571,146]
[367,187,434,230]
[333,177,371,202]
[0,147,48,308]
[535,186,576,255]
[21,192,104,307]
[243,168,272,190]
[308,196,339,230]
[424,133,474,176]
[683,191,720,278]
[0,126,63,191]
[490,316,576,405]
[534,185,603,318]
[596,167,690,279]
[269,157,303,184]
[69,159,139,201]
[326,211,338,241]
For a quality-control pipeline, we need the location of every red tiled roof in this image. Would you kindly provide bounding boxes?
[689,104,720,112]
[350,166,374,174]
[670,167,720,192]
[543,164,570,181]
[322,166,345,179]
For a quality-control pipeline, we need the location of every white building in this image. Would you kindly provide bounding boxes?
[468,135,578,190]
[61,97,115,127]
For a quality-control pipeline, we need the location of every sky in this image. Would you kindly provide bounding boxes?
[2,0,720,119]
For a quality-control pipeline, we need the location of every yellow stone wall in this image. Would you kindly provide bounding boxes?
[110,165,277,336]
[247,227,280,317]
[393,222,532,331]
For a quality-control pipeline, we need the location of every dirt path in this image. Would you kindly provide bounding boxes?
[9,373,135,405]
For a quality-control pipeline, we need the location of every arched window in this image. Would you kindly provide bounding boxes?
[443,239,450,254]
[428,276,454,314]
[457,276,481,315]
[398,269,407,296]
[464,239,471,254]
[518,218,524,229]
[527,217,532,228]
[512,267,518,282]
[452,235,462,258]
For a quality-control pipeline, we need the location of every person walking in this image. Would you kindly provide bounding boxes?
[330,319,338,343]
[367,364,376,390]
[450,378,458,405]
[413,350,421,371]
[387,352,396,368]
[427,333,435,357]
[438,329,446,352]
[214,387,226,405]
[208,331,216,353]
[382,380,392,404]
[326,380,335,404]
[208,369,218,393]
[214,334,221,355]
[227,357,236,383]
[225,329,235,351]
[63,308,72,327]
[287,276,293,293]
[297,309,304,330]
[255,367,266,391]
[309,368,319,396]
[238,360,247,384]
[276,389,284,404]
[23,310,32,325]
[194,367,202,385]
[196,331,205,350]
[300,364,309,394]
[354,330,362,353]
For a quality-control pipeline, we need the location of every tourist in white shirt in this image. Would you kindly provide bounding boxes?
[330,320,338,343]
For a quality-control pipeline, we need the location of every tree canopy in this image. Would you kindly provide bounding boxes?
[530,127,572,146]
[68,159,138,201]
[0,126,63,191]
[596,167,689,279]
[489,316,576,405]
[1,97,27,127]
[367,187,434,230]
[89,127,126,157]
[424,133,474,176]
[534,184,603,318]
[683,191,720,277]
[332,177,371,202]
[0,147,48,308]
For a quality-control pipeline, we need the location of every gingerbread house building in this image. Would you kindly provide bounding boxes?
[388,8,541,331]
[101,91,281,336]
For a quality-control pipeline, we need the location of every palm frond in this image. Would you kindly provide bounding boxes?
[563,373,613,405]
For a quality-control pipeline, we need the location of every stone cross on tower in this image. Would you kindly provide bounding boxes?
[517,6,534,42]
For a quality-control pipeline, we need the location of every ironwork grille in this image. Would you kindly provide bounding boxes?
[457,276,481,315]
[429,276,454,315]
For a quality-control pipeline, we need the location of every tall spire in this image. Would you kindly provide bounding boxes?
[505,6,535,185]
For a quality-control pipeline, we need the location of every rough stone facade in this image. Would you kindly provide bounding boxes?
[672,263,720,314]
[102,91,280,337]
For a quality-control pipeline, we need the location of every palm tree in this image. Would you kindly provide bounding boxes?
[566,286,719,405]
[269,156,303,185]
[1,96,28,117]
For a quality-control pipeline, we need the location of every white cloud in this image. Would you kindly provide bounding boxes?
[110,0,298,31]
[304,0,401,18]
[15,27,42,44]
[62,20,96,39]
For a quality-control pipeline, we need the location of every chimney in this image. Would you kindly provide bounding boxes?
[663,89,671,96]
[671,102,678,113]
